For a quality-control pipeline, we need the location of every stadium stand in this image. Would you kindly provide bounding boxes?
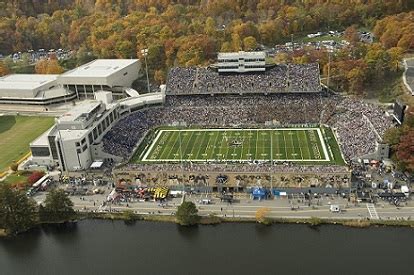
[166,63,321,95]
[103,93,393,163]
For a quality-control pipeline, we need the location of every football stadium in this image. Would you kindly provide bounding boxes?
[103,52,393,190]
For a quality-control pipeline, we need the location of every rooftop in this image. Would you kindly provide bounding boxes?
[60,59,138,78]
[59,129,89,141]
[218,51,266,59]
[0,74,58,91]
[30,126,56,147]
[58,101,102,123]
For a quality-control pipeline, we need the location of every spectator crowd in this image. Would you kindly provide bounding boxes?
[167,63,321,95]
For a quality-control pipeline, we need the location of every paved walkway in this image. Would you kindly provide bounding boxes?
[403,58,414,96]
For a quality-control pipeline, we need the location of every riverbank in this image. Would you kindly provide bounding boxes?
[79,212,414,228]
[2,213,413,238]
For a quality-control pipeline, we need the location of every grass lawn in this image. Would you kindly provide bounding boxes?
[0,115,54,172]
[1,171,30,185]
[133,127,344,165]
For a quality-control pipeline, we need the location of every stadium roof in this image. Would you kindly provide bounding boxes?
[60,59,138,78]
[0,74,58,91]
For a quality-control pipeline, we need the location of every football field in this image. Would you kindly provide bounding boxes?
[140,128,335,163]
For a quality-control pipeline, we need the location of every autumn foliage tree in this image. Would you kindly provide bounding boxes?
[396,129,414,172]
[28,171,45,184]
[35,59,64,74]
[255,207,271,225]
[0,61,10,76]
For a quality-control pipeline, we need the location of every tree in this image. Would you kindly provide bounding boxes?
[343,25,360,46]
[41,189,75,222]
[383,127,402,147]
[387,47,403,72]
[35,59,64,74]
[154,69,166,85]
[10,162,18,172]
[0,61,10,76]
[28,171,44,184]
[243,36,257,51]
[396,129,414,172]
[255,207,271,225]
[231,33,242,51]
[176,201,200,226]
[0,184,37,235]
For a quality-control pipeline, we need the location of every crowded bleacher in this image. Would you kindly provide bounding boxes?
[167,63,321,95]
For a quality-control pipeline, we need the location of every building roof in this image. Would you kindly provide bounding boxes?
[30,126,56,147]
[58,129,89,141]
[58,101,101,123]
[60,59,138,79]
[218,51,265,59]
[0,74,58,91]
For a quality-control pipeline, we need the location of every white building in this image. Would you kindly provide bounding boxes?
[217,51,266,73]
[0,74,75,105]
[0,59,140,105]
[29,92,165,171]
[58,59,140,99]
[30,101,122,171]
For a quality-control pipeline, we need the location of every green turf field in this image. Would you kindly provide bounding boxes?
[137,128,342,164]
[0,115,55,172]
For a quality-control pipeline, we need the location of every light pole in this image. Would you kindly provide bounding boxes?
[141,48,150,93]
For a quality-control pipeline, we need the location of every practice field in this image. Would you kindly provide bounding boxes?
[138,128,341,164]
[0,116,54,172]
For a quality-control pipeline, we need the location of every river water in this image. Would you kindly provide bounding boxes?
[0,220,413,275]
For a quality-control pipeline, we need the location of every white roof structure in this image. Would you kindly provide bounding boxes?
[58,59,140,87]
[58,101,102,123]
[0,74,58,98]
[218,51,265,60]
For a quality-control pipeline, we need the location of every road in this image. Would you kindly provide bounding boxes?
[33,190,414,221]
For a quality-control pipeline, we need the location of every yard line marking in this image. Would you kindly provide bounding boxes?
[295,130,304,160]
[158,131,174,159]
[193,131,207,159]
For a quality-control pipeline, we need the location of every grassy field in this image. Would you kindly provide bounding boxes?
[134,127,344,165]
[0,115,54,172]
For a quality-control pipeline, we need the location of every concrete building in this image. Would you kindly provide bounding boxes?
[58,59,140,100]
[30,101,122,171]
[0,74,75,105]
[29,92,165,171]
[217,51,266,73]
[0,59,140,105]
